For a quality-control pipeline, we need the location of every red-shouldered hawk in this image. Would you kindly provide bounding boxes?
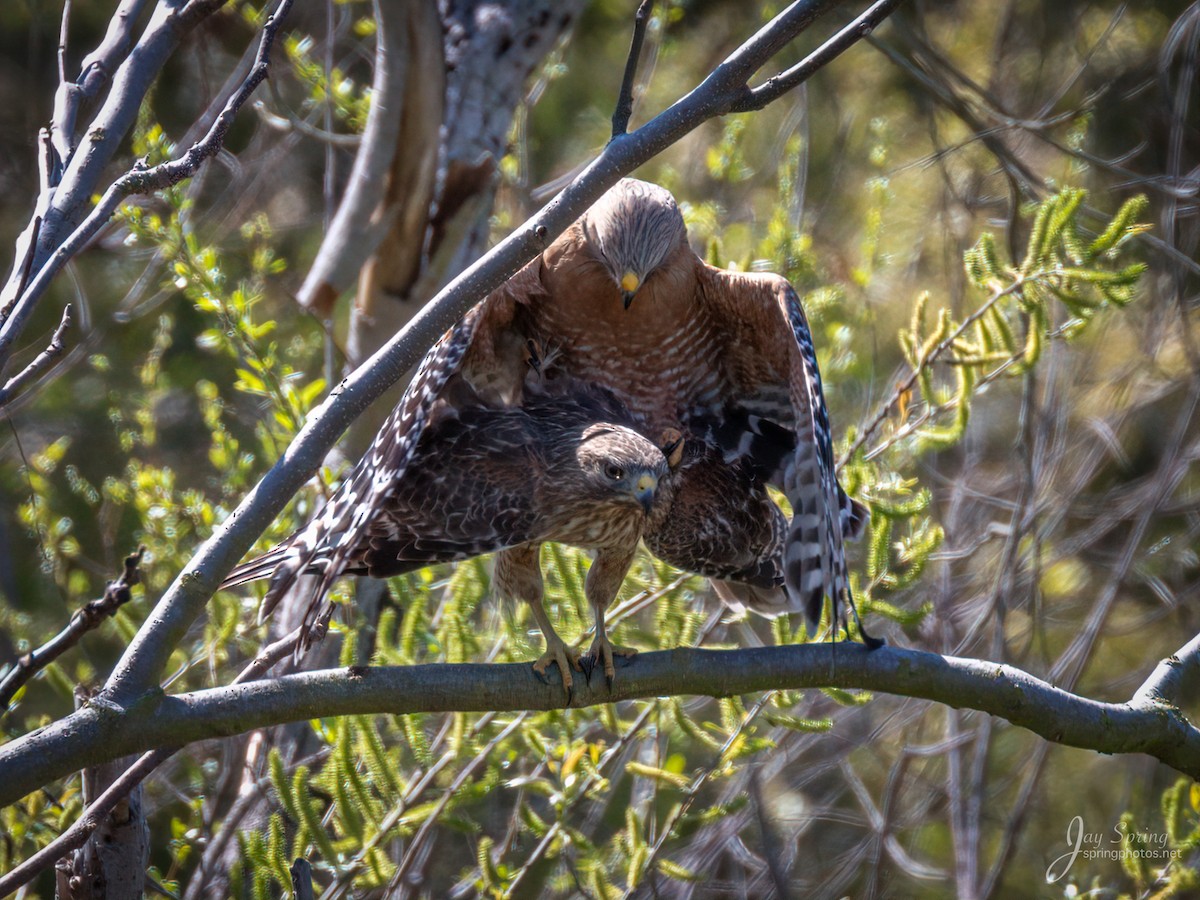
[430,178,875,643]
[222,362,683,692]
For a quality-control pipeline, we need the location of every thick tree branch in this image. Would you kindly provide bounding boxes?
[1132,630,1200,708]
[0,625,305,893]
[99,0,895,712]
[1,641,1197,814]
[294,0,415,315]
[0,748,174,897]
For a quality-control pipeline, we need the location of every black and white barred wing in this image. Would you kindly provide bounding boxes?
[221,306,486,645]
[697,268,869,637]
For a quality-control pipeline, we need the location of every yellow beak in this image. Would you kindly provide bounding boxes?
[633,472,658,513]
[620,271,641,310]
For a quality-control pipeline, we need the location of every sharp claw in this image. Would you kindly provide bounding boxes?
[532,640,580,702]
[862,632,885,651]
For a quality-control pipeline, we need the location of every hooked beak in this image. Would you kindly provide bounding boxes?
[633,472,658,514]
[620,271,641,310]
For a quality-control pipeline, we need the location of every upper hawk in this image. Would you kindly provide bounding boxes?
[394,178,872,641]
[224,178,874,663]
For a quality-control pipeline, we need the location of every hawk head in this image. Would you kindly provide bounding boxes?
[575,423,670,514]
[583,178,688,309]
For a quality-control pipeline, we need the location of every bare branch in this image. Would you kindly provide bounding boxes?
[730,0,907,113]
[232,627,305,686]
[1132,631,1200,708]
[2,641,1198,817]
[0,303,72,410]
[294,0,418,314]
[0,747,175,897]
[0,546,144,711]
[0,624,302,889]
[611,0,654,138]
[0,0,296,371]
[840,272,1034,467]
[1,0,225,313]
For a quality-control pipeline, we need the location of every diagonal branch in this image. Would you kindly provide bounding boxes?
[0,624,314,897]
[0,747,176,897]
[730,0,907,113]
[1,639,1197,817]
[611,0,654,138]
[0,546,144,710]
[0,303,71,410]
[0,624,303,893]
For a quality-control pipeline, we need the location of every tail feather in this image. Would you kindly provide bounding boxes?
[219,544,293,591]
[840,490,870,541]
[782,441,843,634]
[221,308,484,651]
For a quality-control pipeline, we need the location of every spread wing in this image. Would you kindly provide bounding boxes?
[220,261,547,647]
[695,266,871,638]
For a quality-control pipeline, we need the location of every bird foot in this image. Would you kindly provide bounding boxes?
[583,635,637,689]
[532,638,583,701]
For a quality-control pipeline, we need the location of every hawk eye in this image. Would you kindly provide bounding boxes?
[605,464,624,481]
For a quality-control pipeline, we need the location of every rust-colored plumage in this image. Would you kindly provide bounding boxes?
[445,178,872,639]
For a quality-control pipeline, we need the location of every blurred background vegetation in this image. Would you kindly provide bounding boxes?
[0,0,1198,897]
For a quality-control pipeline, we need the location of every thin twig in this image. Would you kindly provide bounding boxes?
[749,768,791,899]
[611,0,653,138]
[387,715,529,891]
[632,692,775,896]
[232,626,305,685]
[0,545,143,710]
[502,704,658,897]
[57,0,71,86]
[0,303,72,409]
[840,271,1037,468]
[731,0,907,112]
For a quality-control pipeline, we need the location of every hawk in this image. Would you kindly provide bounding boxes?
[222,365,684,691]
[415,178,874,643]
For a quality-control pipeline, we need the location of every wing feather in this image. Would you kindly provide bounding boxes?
[696,267,869,637]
